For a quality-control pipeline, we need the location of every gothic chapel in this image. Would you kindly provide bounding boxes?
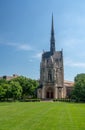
[37,15,73,99]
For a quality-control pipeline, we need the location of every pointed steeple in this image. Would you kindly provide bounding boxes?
[50,13,55,54]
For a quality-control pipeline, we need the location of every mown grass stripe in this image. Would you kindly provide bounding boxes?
[0,102,85,130]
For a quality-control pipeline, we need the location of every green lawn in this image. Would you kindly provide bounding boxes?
[0,102,85,130]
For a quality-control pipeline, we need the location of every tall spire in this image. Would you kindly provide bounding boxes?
[50,13,55,54]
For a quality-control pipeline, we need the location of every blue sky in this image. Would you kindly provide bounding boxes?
[0,0,85,81]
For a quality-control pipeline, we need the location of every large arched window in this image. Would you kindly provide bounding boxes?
[48,70,52,81]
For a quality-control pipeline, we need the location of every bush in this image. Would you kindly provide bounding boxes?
[20,98,41,102]
[53,98,71,102]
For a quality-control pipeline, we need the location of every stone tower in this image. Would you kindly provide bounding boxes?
[37,15,65,99]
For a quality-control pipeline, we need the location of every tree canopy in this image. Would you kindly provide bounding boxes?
[0,76,39,101]
[71,73,85,102]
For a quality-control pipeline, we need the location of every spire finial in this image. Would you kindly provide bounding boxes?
[51,13,54,35]
[50,13,55,54]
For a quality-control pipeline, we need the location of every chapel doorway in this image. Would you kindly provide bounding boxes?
[46,88,53,99]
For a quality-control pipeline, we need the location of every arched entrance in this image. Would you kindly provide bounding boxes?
[46,87,54,99]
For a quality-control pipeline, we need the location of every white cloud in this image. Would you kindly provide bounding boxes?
[62,37,85,49]
[59,12,85,50]
[63,12,85,27]
[33,52,42,59]
[28,59,33,62]
[0,42,33,51]
[17,44,32,51]
[65,58,85,68]
[63,38,77,48]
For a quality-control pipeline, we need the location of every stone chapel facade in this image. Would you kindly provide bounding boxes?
[37,15,73,99]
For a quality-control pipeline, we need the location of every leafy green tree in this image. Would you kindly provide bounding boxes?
[0,78,10,101]
[2,83,11,101]
[0,85,6,100]
[72,73,85,102]
[0,78,7,85]
[10,81,22,100]
[0,76,39,101]
[11,76,30,97]
[28,79,39,97]
[11,76,39,98]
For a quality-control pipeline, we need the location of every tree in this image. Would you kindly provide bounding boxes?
[0,76,39,101]
[71,73,85,102]
[29,79,39,97]
[2,83,11,101]
[10,81,22,100]
[0,85,6,100]
[0,78,7,85]
[11,76,30,97]
[11,76,39,98]
[0,79,11,101]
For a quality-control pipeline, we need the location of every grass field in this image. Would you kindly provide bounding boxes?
[0,102,85,130]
